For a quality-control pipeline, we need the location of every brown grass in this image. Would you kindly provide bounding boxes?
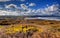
[0,19,60,38]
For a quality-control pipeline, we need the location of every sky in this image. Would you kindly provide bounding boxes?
[0,0,59,16]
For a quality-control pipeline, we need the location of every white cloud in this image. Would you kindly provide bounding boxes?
[0,10,20,16]
[47,4,59,11]
[15,0,25,2]
[0,0,10,2]
[44,4,59,15]
[5,4,17,9]
[20,4,59,15]
[20,4,28,10]
[32,9,36,13]
[34,4,59,15]
[0,3,59,16]
[29,3,36,6]
[20,0,25,2]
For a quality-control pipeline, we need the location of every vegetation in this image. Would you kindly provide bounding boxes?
[0,19,60,38]
[5,25,44,34]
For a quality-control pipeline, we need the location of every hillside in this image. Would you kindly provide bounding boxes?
[0,19,60,38]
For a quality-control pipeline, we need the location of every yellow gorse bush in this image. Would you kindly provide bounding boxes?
[0,25,4,28]
[6,25,23,34]
[5,25,44,34]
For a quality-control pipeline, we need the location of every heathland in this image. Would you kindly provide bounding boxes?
[0,18,60,38]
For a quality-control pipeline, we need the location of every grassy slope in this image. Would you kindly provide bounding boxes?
[0,19,60,38]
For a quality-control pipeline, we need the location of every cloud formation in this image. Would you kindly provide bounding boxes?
[33,4,59,15]
[5,4,17,9]
[42,4,59,15]
[29,3,36,6]
[20,4,28,10]
[20,0,25,2]
[0,0,10,2]
[1,0,26,2]
[0,3,59,16]
[0,10,20,16]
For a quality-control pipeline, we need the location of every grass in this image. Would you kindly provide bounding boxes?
[0,25,4,28]
[5,25,44,34]
[0,19,60,38]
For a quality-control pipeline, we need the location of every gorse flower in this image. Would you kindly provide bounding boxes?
[5,25,44,34]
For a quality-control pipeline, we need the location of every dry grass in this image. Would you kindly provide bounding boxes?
[0,19,60,38]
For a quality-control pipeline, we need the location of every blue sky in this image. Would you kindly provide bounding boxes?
[0,0,59,9]
[0,0,59,16]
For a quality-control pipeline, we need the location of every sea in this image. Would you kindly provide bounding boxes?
[0,16,60,21]
[25,17,60,21]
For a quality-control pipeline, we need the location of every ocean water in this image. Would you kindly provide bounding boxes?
[0,16,60,21]
[25,17,60,21]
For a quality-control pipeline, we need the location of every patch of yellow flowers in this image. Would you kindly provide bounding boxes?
[5,25,44,34]
[0,25,4,28]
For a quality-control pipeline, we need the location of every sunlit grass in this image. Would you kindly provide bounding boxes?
[5,25,44,34]
[0,25,4,28]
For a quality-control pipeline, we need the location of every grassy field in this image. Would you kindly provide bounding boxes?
[0,19,60,38]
